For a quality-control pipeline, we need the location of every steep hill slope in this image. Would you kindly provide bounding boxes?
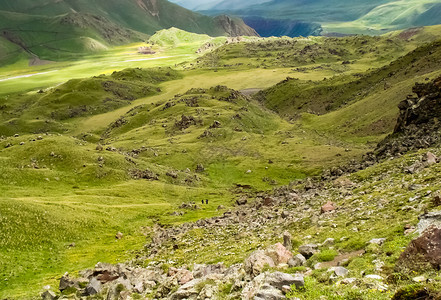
[4,25,441,299]
[0,0,257,65]
[198,0,441,36]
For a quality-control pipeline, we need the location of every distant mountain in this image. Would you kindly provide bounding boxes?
[193,0,441,36]
[170,0,222,10]
[242,17,322,37]
[200,0,272,10]
[0,0,257,65]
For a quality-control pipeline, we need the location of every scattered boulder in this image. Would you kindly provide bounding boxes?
[298,244,318,258]
[396,226,441,272]
[166,171,178,179]
[175,114,198,130]
[266,272,304,290]
[242,272,304,300]
[322,238,335,247]
[263,197,276,206]
[332,266,349,278]
[193,263,226,278]
[170,278,203,300]
[288,254,307,267]
[244,250,275,277]
[115,232,123,240]
[369,238,386,246]
[195,163,205,173]
[59,273,77,291]
[417,211,441,234]
[424,151,438,165]
[85,277,102,295]
[209,120,221,129]
[129,169,159,180]
[254,285,285,300]
[265,243,293,265]
[283,231,292,250]
[432,193,441,207]
[321,201,336,213]
[236,197,248,206]
[41,290,56,300]
[168,267,194,285]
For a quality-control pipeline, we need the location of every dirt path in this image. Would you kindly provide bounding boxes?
[240,88,262,96]
[0,70,58,82]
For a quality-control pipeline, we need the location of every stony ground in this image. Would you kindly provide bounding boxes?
[37,74,441,300]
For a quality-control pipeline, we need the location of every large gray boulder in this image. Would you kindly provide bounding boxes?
[255,284,285,300]
[85,277,102,295]
[288,254,307,267]
[170,278,203,300]
[417,211,441,234]
[242,272,304,300]
[266,272,305,289]
[265,243,293,265]
[298,244,318,258]
[244,250,275,277]
[41,290,56,300]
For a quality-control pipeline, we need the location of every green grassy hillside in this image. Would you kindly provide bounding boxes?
[323,0,441,35]
[2,25,441,299]
[256,39,441,120]
[201,0,441,36]
[0,0,257,66]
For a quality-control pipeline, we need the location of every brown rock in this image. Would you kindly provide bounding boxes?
[265,243,293,265]
[263,197,275,206]
[425,151,438,165]
[396,227,441,272]
[432,194,441,207]
[283,231,292,250]
[321,201,336,213]
[333,177,355,188]
[244,250,275,277]
[168,268,194,285]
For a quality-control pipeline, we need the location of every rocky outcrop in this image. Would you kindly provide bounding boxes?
[46,245,302,299]
[214,15,259,37]
[396,226,441,272]
[376,76,441,157]
[242,272,304,300]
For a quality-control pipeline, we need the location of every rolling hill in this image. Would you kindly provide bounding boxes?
[0,0,257,65]
[195,0,441,36]
[2,22,441,299]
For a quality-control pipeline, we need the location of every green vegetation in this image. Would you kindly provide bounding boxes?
[1,23,441,299]
[0,0,257,65]
[204,0,441,36]
[287,276,390,300]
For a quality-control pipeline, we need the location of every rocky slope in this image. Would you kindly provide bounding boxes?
[41,78,441,299]
[376,76,441,158]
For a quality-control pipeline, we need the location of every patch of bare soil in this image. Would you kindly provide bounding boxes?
[240,88,262,96]
[28,57,53,66]
[319,250,365,268]
[398,27,422,40]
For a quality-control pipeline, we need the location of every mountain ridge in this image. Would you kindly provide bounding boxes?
[0,0,257,65]
[192,0,441,36]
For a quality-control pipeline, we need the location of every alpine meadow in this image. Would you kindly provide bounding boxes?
[1,1,441,300]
